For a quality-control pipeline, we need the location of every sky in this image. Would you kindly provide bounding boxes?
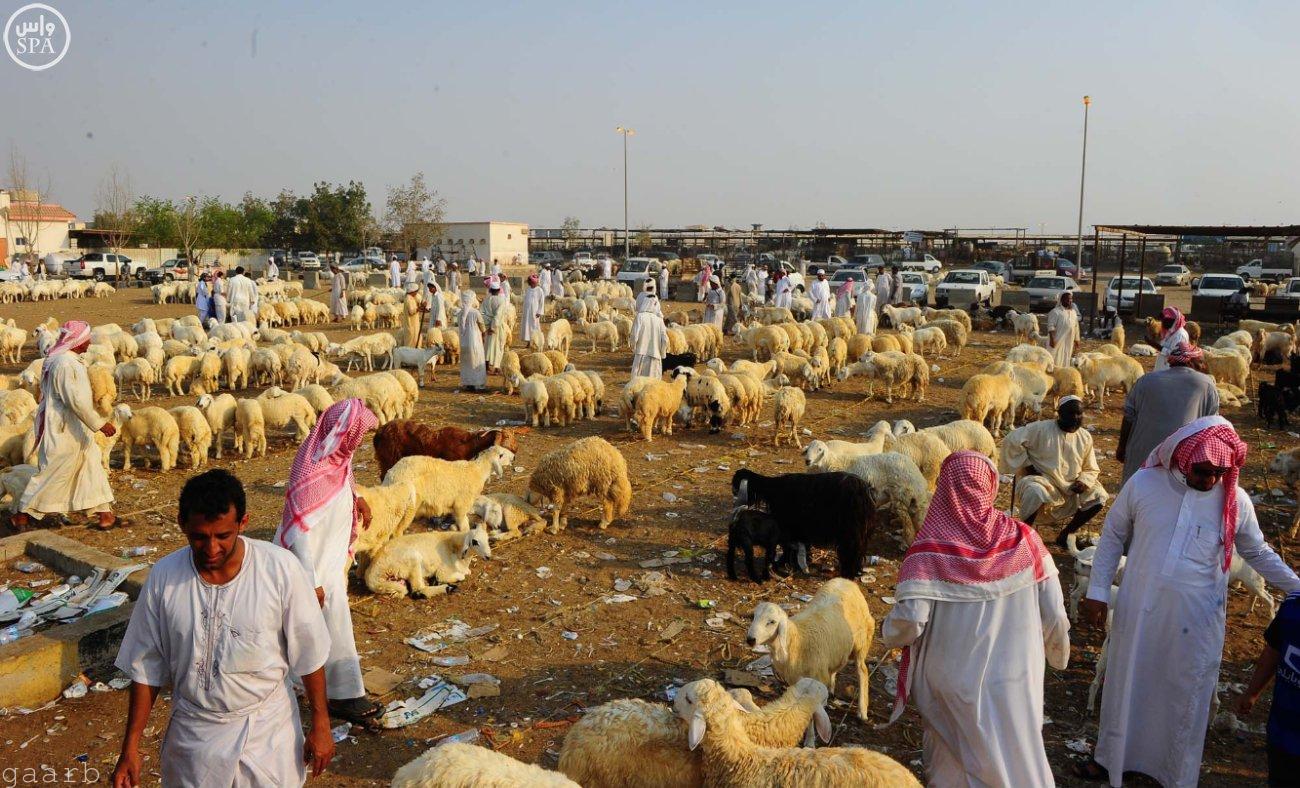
[1,0,1297,233]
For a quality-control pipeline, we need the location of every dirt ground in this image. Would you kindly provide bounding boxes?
[0,282,1292,786]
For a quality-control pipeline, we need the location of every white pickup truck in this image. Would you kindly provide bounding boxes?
[68,252,148,281]
[1236,259,1294,282]
[934,269,995,307]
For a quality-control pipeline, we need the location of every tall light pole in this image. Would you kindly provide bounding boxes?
[1075,95,1091,268]
[616,126,635,260]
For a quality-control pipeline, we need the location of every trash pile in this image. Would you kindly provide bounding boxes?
[0,563,145,645]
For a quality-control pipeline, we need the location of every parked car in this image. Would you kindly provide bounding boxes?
[296,251,321,270]
[144,258,191,284]
[829,267,868,286]
[900,254,943,274]
[340,258,382,275]
[615,257,663,290]
[848,253,887,272]
[1274,277,1300,301]
[934,269,995,307]
[1154,264,1191,286]
[1236,258,1293,282]
[68,252,147,281]
[895,271,930,305]
[531,250,564,266]
[1194,273,1247,299]
[1023,275,1080,312]
[969,260,1012,284]
[1103,276,1158,313]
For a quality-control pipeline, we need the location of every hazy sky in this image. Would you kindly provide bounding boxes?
[2,0,1297,232]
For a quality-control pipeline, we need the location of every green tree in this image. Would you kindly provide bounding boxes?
[132,196,178,248]
[298,181,372,254]
[561,216,581,244]
[385,172,446,257]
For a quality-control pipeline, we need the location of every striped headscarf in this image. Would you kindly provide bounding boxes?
[1161,306,1186,338]
[1167,341,1204,368]
[276,398,378,556]
[34,320,91,444]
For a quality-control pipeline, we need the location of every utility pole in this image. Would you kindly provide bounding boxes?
[1075,95,1092,268]
[616,126,635,260]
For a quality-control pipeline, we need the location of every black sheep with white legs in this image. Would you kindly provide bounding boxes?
[730,468,875,579]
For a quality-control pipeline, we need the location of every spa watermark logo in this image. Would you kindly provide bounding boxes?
[5,3,70,71]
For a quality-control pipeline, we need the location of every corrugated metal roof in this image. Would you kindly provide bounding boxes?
[1094,224,1300,237]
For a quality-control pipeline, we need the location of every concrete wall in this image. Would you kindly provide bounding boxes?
[419,222,530,266]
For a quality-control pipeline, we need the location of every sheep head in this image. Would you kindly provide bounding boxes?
[112,403,134,423]
[673,679,748,751]
[746,601,790,661]
[459,524,492,562]
[803,440,828,469]
[791,677,833,742]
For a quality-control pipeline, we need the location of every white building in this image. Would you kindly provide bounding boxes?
[418,221,529,267]
[1,189,78,264]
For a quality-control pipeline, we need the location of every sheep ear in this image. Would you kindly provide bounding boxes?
[687,711,707,751]
[814,706,832,742]
[772,618,789,663]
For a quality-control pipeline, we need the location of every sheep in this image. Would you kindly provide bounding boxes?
[1073,353,1144,409]
[578,320,620,352]
[519,351,554,378]
[0,325,27,364]
[350,478,419,572]
[672,679,920,786]
[328,333,397,372]
[741,324,790,361]
[365,524,492,596]
[542,349,569,374]
[771,386,806,448]
[233,398,267,459]
[393,743,579,788]
[0,389,38,427]
[391,345,442,386]
[581,369,606,416]
[674,368,730,430]
[859,421,950,490]
[1005,342,1055,372]
[960,372,1018,436]
[923,307,972,332]
[803,443,931,545]
[112,358,157,402]
[519,375,550,427]
[727,508,783,583]
[114,404,180,472]
[0,464,37,513]
[922,419,997,457]
[1049,366,1086,399]
[559,678,832,788]
[1127,343,1158,357]
[290,384,334,415]
[837,351,911,403]
[189,351,223,395]
[526,436,632,532]
[168,406,213,470]
[373,422,522,479]
[1004,310,1040,343]
[474,492,547,539]
[747,578,875,723]
[881,303,926,329]
[254,389,317,440]
[982,360,1052,428]
[546,318,573,353]
[1261,330,1297,365]
[384,445,514,530]
[732,469,874,579]
[537,374,578,427]
[332,372,405,424]
[633,373,689,441]
[1215,329,1254,352]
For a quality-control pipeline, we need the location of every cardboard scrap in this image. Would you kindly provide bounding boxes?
[363,668,405,696]
[723,669,765,689]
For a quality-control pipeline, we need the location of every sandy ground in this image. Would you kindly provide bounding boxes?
[0,282,1291,786]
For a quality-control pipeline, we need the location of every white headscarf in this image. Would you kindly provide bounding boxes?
[458,290,478,333]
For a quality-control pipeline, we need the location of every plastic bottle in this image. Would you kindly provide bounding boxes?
[0,625,31,646]
[438,729,480,747]
[121,546,158,558]
[0,588,35,617]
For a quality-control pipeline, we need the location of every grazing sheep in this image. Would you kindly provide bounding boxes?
[1073,353,1143,409]
[633,373,688,441]
[959,372,1018,436]
[254,389,317,440]
[1004,310,1040,343]
[384,446,514,530]
[861,421,950,489]
[803,444,931,546]
[925,318,968,354]
[838,351,914,404]
[1006,343,1055,372]
[293,384,334,415]
[771,386,807,448]
[747,578,875,722]
[233,398,267,459]
[112,358,157,402]
[115,404,180,472]
[168,406,213,470]
[578,320,621,352]
[1049,366,1086,400]
[673,679,920,786]
[392,743,578,788]
[546,318,573,353]
[365,524,492,596]
[526,436,632,531]
[196,393,237,458]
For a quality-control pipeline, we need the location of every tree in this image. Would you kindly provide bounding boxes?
[634,223,653,253]
[5,147,54,273]
[93,165,138,282]
[385,172,446,258]
[132,196,178,248]
[299,181,372,254]
[561,216,582,248]
[173,196,210,276]
[236,193,276,250]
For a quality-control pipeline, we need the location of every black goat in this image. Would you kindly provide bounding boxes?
[726,508,782,582]
[730,468,874,579]
[1259,381,1288,428]
[662,351,698,371]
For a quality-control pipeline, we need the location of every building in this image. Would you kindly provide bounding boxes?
[0,188,79,264]
[417,221,529,267]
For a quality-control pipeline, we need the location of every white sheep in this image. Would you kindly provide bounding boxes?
[254,389,317,440]
[365,524,492,596]
[351,478,419,571]
[632,374,688,441]
[391,345,441,386]
[804,444,931,545]
[332,372,405,424]
[112,358,157,402]
[960,372,1019,436]
[114,404,180,472]
[168,406,213,470]
[233,398,267,459]
[1004,310,1040,343]
[384,446,514,530]
[922,419,996,457]
[771,386,806,448]
[0,389,38,427]
[1072,353,1143,409]
[1005,343,1055,372]
[0,325,28,364]
[392,742,578,788]
[881,303,926,329]
[526,436,632,532]
[473,493,547,540]
[293,384,335,415]
[546,318,573,353]
[197,393,237,459]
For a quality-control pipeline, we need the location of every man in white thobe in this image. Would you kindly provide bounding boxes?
[425,281,447,331]
[14,321,117,531]
[226,267,258,324]
[466,256,478,276]
[882,452,1069,787]
[809,269,832,320]
[1046,291,1080,369]
[481,281,509,373]
[658,264,670,302]
[274,400,380,725]
[538,265,552,296]
[265,257,279,281]
[447,263,461,294]
[419,257,431,285]
[702,276,725,330]
[521,274,546,348]
[1000,397,1107,548]
[1081,417,1300,787]
[855,279,878,335]
[550,266,566,299]
[329,265,349,322]
[112,469,334,787]
[890,266,907,305]
[834,278,855,318]
[388,256,402,288]
[435,256,448,286]
[743,263,762,298]
[773,272,794,310]
[458,290,487,391]
[875,269,894,313]
[212,271,229,323]
[631,294,669,378]
[599,256,612,281]
[404,258,418,289]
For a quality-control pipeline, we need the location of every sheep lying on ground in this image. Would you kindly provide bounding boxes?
[673,679,920,786]
[747,578,875,723]
[474,492,547,539]
[365,524,492,596]
[384,446,514,530]
[114,404,180,472]
[393,743,578,788]
[559,677,832,788]
[526,436,632,531]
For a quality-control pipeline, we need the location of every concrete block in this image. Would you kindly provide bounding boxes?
[0,606,133,709]
[22,531,150,599]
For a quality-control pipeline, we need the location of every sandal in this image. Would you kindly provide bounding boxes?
[1073,758,1108,782]
[328,697,381,725]
[91,515,118,531]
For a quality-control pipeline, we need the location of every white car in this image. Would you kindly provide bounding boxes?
[1023,275,1079,312]
[900,254,943,274]
[934,269,995,306]
[1104,276,1157,313]
[895,271,930,305]
[616,257,663,290]
[1154,264,1191,286]
[1275,277,1300,300]
[296,251,321,270]
[1236,259,1293,282]
[1194,273,1246,298]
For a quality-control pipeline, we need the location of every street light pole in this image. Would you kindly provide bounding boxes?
[616,126,635,261]
[1075,95,1091,269]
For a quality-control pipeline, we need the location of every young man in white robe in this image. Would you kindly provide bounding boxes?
[480,280,509,373]
[550,266,566,299]
[882,452,1069,787]
[112,470,334,787]
[855,279,878,335]
[773,272,794,309]
[808,269,832,320]
[225,267,258,324]
[537,265,552,297]
[521,274,546,348]
[447,263,461,294]
[388,256,401,288]
[274,400,379,725]
[658,265,670,302]
[212,271,229,323]
[999,396,1107,548]
[425,280,447,331]
[402,285,425,348]
[875,269,894,313]
[458,290,487,392]
[265,257,279,281]
[329,265,350,322]
[1046,291,1080,369]
[466,256,478,277]
[13,321,117,531]
[702,276,725,329]
[743,264,762,299]
[1080,417,1300,787]
[631,294,669,379]
[419,257,431,285]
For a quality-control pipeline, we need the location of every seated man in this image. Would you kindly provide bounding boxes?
[999,396,1108,547]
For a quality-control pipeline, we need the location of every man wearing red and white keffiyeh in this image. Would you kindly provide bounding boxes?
[1081,416,1300,787]
[881,451,1070,787]
[273,398,380,724]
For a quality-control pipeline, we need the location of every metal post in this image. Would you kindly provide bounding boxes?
[1116,235,1128,318]
[615,126,635,261]
[1088,227,1101,332]
[1136,237,1148,317]
[1075,96,1091,266]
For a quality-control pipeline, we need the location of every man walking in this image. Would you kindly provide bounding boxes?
[330,263,350,323]
[631,292,669,378]
[13,321,117,531]
[875,266,894,313]
[274,400,380,726]
[388,255,402,288]
[521,273,546,348]
[1046,291,1080,369]
[855,279,878,335]
[809,269,832,320]
[1079,417,1300,786]
[999,396,1107,547]
[112,470,333,787]
[1116,342,1219,482]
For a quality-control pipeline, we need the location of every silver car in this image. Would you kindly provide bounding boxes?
[1154,264,1190,286]
[1024,275,1079,312]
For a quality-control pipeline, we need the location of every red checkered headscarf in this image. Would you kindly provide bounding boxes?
[1142,416,1247,571]
[276,398,378,556]
[34,320,92,445]
[1161,306,1186,338]
[889,451,1055,722]
[1167,341,1204,368]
